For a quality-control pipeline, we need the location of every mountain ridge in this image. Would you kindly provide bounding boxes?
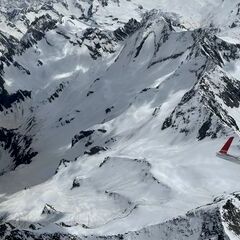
[1,1,240,239]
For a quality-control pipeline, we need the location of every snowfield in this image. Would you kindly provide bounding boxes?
[1,0,240,239]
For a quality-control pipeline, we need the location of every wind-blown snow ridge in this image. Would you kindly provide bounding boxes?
[2,192,240,239]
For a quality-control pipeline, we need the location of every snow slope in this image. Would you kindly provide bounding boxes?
[1,0,240,239]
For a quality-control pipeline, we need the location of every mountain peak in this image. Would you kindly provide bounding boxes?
[1,1,240,239]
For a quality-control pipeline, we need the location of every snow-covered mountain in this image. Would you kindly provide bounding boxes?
[2,191,240,240]
[1,0,240,239]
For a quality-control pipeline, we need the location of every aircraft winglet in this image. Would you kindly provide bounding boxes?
[219,137,234,154]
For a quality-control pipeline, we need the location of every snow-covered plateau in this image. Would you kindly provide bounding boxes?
[1,0,240,239]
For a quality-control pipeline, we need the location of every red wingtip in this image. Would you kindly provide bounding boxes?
[219,137,234,154]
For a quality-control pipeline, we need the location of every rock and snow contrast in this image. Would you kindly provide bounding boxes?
[1,0,240,239]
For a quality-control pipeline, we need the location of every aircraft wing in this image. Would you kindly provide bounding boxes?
[216,137,240,164]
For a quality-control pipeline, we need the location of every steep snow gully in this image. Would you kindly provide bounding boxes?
[1,0,240,239]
